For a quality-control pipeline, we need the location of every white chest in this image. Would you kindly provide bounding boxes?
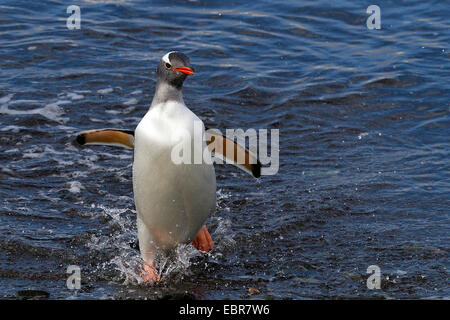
[132,101,216,248]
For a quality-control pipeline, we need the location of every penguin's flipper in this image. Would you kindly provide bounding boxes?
[75,128,262,178]
[205,131,261,178]
[76,129,134,149]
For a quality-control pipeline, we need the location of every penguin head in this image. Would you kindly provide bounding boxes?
[157,51,195,89]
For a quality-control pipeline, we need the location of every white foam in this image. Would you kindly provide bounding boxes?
[109,118,125,125]
[0,125,22,133]
[123,98,138,106]
[8,99,39,106]
[68,181,84,194]
[0,99,70,123]
[217,188,231,200]
[97,88,114,95]
[0,94,13,104]
[358,132,369,140]
[105,110,120,115]
[66,92,84,100]
[42,100,71,122]
[22,151,42,159]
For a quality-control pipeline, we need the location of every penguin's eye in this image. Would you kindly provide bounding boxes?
[165,62,172,69]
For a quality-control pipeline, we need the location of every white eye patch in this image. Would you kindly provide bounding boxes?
[162,51,176,64]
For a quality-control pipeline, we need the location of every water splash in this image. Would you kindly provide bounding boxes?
[0,98,69,123]
[86,204,235,286]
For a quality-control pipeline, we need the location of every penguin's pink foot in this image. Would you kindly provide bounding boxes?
[141,262,161,283]
[192,225,213,253]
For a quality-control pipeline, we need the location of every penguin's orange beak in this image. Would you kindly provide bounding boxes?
[173,66,194,75]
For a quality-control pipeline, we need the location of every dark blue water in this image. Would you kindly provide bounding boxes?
[0,0,448,299]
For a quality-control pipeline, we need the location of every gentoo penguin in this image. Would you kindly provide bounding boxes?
[76,51,261,282]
